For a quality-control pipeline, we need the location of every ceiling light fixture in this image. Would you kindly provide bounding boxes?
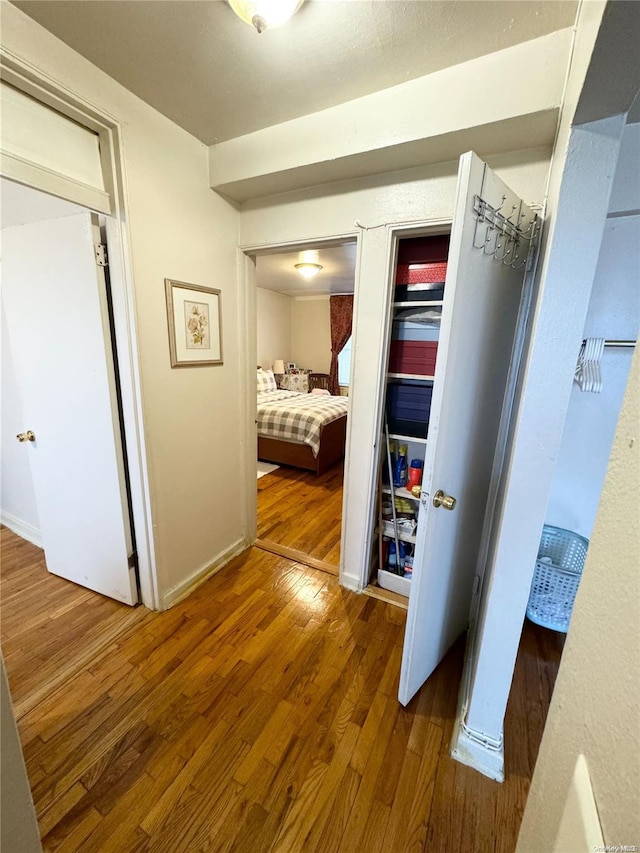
[295,262,323,280]
[228,0,305,33]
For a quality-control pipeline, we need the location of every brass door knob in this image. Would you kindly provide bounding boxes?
[433,489,456,510]
[16,431,36,443]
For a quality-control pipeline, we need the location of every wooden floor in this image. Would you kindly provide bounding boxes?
[257,461,343,567]
[1,528,564,853]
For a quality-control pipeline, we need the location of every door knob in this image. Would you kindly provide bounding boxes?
[433,489,456,510]
[16,431,36,443]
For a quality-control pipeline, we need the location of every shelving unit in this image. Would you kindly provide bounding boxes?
[373,233,450,600]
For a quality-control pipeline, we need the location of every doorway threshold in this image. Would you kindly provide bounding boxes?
[255,539,339,577]
[364,584,409,611]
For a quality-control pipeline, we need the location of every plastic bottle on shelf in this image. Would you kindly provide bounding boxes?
[399,444,408,487]
[388,541,397,572]
[393,453,403,487]
[406,459,423,492]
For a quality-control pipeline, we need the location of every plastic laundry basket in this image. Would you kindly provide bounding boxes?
[526,525,589,633]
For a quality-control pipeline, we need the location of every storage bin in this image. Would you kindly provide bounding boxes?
[395,283,445,303]
[396,261,448,286]
[526,525,589,633]
[389,340,438,375]
[387,381,432,437]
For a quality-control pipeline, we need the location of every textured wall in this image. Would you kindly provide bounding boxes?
[517,348,639,850]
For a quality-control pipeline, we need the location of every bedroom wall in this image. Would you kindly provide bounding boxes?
[0,301,41,546]
[1,4,243,607]
[291,296,331,374]
[256,287,292,370]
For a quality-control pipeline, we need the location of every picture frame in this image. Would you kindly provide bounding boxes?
[165,279,223,367]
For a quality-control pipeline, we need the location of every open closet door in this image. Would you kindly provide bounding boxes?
[398,152,538,705]
[2,210,138,605]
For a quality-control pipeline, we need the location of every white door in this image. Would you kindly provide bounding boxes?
[2,211,138,605]
[398,152,537,704]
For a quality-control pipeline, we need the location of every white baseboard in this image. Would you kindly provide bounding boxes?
[339,569,361,592]
[160,537,247,610]
[1,511,43,549]
[450,714,505,782]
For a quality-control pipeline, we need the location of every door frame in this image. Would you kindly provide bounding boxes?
[1,54,159,609]
[238,233,359,584]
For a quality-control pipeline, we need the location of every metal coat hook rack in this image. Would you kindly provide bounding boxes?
[472,192,540,270]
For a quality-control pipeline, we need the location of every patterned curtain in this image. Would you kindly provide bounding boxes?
[329,295,354,395]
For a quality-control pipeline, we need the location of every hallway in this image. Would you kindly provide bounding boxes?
[1,528,563,852]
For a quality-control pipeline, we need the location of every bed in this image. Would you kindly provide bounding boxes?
[257,369,348,475]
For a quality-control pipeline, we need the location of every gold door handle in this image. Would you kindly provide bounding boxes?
[433,489,456,510]
[16,431,36,443]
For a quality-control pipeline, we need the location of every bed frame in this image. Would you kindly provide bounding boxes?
[258,415,347,476]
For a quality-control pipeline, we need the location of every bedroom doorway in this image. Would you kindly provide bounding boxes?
[250,239,358,575]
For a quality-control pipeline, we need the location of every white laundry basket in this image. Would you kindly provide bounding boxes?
[526,525,589,633]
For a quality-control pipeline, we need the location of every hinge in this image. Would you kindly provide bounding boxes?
[128,551,138,570]
[95,243,109,267]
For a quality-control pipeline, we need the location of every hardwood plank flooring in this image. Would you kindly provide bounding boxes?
[0,527,146,718]
[1,527,564,852]
[257,461,343,567]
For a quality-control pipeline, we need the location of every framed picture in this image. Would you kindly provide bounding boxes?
[165,279,223,367]
[287,362,296,371]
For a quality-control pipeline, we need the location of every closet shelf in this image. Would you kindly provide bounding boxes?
[393,300,444,308]
[387,373,435,382]
[380,521,417,544]
[382,485,421,502]
[389,433,428,445]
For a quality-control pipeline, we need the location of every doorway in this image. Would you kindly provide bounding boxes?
[250,240,357,575]
[1,178,138,599]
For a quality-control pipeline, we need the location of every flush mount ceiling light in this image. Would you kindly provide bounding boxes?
[295,262,323,280]
[228,0,305,33]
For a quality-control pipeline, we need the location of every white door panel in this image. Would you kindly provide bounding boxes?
[399,152,535,704]
[2,211,137,604]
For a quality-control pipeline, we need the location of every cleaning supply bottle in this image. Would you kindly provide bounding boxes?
[393,452,403,487]
[399,444,408,487]
[388,541,397,572]
[407,459,423,492]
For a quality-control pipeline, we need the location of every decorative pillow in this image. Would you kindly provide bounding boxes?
[257,368,277,393]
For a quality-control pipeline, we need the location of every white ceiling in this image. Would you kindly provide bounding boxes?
[1,179,84,229]
[13,0,577,145]
[255,242,356,296]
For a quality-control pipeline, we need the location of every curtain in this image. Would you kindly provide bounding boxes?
[329,295,354,395]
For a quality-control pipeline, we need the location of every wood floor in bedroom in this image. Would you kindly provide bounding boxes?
[1,527,565,853]
[257,460,343,570]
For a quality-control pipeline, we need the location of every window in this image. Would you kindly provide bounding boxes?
[338,336,352,386]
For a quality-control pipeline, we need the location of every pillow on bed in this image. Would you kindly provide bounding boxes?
[257,368,277,393]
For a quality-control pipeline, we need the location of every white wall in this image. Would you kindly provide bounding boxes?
[545,122,640,538]
[1,4,243,606]
[291,296,331,374]
[0,182,86,548]
[516,347,639,853]
[0,302,41,546]
[256,286,292,370]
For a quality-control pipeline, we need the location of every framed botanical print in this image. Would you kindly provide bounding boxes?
[165,279,223,367]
